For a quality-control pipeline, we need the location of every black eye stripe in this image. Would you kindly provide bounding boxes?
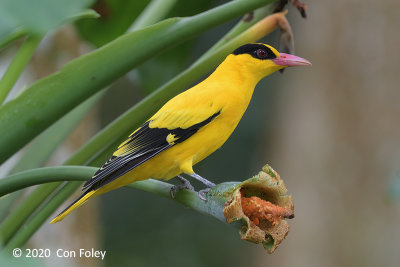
[232,44,277,60]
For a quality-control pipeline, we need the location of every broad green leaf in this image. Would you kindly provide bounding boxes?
[0,0,95,45]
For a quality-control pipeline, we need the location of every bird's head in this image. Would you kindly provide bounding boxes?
[229,43,311,80]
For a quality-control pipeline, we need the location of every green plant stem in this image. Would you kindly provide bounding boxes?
[1,0,279,248]
[0,0,276,164]
[0,35,42,105]
[128,0,178,32]
[0,167,95,197]
[0,164,212,219]
[1,166,237,250]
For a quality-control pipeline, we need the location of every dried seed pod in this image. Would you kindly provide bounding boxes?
[222,165,294,253]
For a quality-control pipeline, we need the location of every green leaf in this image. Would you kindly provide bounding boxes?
[0,36,42,104]
[128,0,178,32]
[0,0,276,165]
[0,0,95,45]
[0,9,98,50]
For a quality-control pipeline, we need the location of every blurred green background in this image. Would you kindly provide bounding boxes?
[1,0,399,266]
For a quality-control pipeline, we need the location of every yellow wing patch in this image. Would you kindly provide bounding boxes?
[166,133,178,145]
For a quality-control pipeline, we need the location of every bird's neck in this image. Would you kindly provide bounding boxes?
[203,56,263,107]
[210,56,263,87]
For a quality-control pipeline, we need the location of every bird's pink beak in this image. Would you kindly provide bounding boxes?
[272,53,312,67]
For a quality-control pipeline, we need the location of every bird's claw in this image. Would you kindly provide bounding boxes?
[198,188,211,201]
[170,176,195,199]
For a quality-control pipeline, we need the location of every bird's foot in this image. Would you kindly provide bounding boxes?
[187,173,215,201]
[170,175,195,199]
[198,188,211,201]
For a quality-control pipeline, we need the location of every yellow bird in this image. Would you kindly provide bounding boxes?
[50,43,311,223]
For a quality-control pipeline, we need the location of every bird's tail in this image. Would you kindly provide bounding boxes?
[50,190,96,224]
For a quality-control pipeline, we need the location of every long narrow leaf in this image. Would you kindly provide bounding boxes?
[128,0,178,32]
[0,36,42,105]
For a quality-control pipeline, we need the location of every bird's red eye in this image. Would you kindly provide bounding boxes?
[256,49,267,58]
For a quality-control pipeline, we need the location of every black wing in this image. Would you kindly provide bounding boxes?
[83,111,220,191]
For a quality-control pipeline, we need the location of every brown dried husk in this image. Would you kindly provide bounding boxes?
[223,164,294,253]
